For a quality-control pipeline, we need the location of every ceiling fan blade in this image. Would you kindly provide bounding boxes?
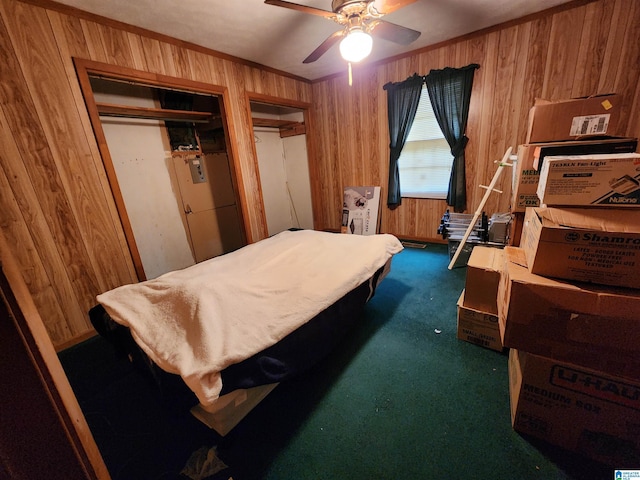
[369,19,421,45]
[371,0,418,15]
[303,30,345,63]
[264,0,337,19]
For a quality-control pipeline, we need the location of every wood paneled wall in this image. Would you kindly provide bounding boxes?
[309,0,640,240]
[1,0,639,348]
[0,0,312,347]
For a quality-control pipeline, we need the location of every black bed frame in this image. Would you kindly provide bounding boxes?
[89,267,384,408]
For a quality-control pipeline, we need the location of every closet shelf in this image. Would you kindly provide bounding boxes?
[252,117,306,137]
[96,102,215,123]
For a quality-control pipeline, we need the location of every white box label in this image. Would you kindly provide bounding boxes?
[569,114,610,136]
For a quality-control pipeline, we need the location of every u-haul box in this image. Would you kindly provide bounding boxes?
[509,349,640,466]
[537,153,640,207]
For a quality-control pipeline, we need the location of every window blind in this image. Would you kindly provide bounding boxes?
[399,85,453,199]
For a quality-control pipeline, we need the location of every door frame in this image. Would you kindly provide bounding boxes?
[245,92,317,231]
[74,58,248,281]
[0,232,110,479]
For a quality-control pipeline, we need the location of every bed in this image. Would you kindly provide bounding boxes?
[90,229,403,435]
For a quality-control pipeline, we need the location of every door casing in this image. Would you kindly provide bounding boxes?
[74,58,249,281]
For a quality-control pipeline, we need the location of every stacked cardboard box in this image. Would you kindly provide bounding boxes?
[500,244,640,465]
[520,207,640,289]
[508,94,637,246]
[526,94,622,144]
[537,152,640,207]
[511,138,638,214]
[456,246,504,352]
[500,94,640,465]
[508,348,640,467]
[498,246,640,376]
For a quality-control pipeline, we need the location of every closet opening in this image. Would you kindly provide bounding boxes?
[75,59,247,281]
[250,100,314,236]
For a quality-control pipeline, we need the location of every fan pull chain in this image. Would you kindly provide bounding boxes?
[348,62,352,86]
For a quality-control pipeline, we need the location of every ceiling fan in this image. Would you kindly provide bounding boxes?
[264,0,421,64]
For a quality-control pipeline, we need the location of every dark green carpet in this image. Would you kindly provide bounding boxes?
[59,243,613,479]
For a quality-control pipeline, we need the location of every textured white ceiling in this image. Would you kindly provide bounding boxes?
[54,0,574,80]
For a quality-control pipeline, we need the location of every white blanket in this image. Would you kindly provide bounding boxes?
[97,230,403,406]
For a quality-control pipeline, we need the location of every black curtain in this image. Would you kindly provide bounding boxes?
[383,74,424,208]
[425,64,479,212]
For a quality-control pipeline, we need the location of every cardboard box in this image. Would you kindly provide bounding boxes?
[521,207,640,289]
[509,349,640,466]
[488,213,511,244]
[511,139,638,213]
[509,212,524,247]
[532,137,637,171]
[497,247,640,379]
[511,144,541,213]
[526,94,623,143]
[537,153,640,207]
[456,290,503,352]
[464,246,505,315]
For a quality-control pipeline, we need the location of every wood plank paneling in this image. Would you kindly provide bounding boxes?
[0,6,90,340]
[48,13,138,288]
[47,10,90,58]
[310,0,640,240]
[572,0,613,97]
[187,49,215,85]
[518,16,550,141]
[126,32,148,71]
[612,0,640,133]
[481,26,519,215]
[629,79,640,140]
[597,0,627,94]
[542,8,585,99]
[96,22,136,68]
[3,2,135,313]
[461,37,486,219]
[0,0,312,347]
[468,31,497,217]
[167,42,194,80]
[139,35,166,74]
[79,19,107,63]
[0,109,70,343]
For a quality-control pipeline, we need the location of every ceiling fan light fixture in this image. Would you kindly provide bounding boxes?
[339,28,373,63]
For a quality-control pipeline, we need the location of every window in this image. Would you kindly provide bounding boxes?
[398,85,452,199]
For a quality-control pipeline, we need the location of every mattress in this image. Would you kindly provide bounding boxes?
[92,229,403,406]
